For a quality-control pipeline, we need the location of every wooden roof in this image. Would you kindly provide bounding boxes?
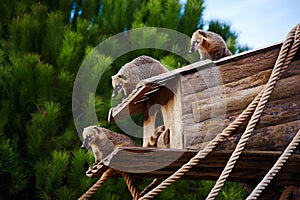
[108,42,283,122]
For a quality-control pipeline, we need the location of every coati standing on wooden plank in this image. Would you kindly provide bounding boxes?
[189,30,232,61]
[111,55,169,98]
[81,126,138,163]
[81,125,169,163]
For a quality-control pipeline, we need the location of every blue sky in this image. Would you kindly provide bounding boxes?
[202,0,300,49]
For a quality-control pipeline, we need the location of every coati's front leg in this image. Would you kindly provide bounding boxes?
[199,48,212,60]
[91,145,103,164]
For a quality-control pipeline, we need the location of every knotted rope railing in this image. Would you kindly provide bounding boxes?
[123,172,140,200]
[246,129,300,199]
[206,23,300,200]
[140,23,300,200]
[78,168,139,200]
[78,168,114,200]
[139,178,163,197]
[279,186,295,200]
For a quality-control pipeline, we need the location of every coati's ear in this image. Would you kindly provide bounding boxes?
[93,126,101,134]
[198,30,207,38]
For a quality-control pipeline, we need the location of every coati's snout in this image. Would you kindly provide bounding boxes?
[81,138,90,149]
[112,82,123,97]
[111,74,126,97]
[81,127,96,149]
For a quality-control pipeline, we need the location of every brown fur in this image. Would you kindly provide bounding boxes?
[112,55,169,98]
[146,125,170,148]
[81,126,137,163]
[189,30,232,61]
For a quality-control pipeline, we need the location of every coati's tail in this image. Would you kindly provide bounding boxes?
[146,125,169,147]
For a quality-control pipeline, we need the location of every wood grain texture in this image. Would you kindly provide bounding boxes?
[86,147,300,187]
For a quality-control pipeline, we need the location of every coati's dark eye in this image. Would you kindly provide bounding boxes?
[87,135,93,141]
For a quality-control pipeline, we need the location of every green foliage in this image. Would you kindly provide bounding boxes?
[42,11,64,64]
[0,0,249,199]
[179,0,205,35]
[0,136,28,197]
[160,55,181,70]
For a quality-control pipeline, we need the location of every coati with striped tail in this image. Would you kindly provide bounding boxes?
[81,126,138,163]
[112,55,169,98]
[146,125,170,148]
[189,30,232,61]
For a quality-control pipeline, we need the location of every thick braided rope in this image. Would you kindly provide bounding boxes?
[246,130,300,200]
[139,178,163,197]
[122,172,140,200]
[206,24,300,200]
[78,168,113,200]
[139,83,263,200]
[279,186,295,200]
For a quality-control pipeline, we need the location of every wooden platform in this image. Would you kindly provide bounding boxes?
[86,147,300,187]
[99,34,300,194]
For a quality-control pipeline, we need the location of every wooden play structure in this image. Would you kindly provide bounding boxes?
[79,24,300,199]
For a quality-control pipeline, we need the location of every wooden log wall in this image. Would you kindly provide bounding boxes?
[181,44,300,150]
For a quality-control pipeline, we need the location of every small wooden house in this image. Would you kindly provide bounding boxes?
[109,42,300,152]
[84,36,300,199]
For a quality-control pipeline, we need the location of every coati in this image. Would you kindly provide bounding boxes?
[111,55,169,98]
[81,125,169,163]
[146,125,170,148]
[81,126,138,163]
[189,29,232,61]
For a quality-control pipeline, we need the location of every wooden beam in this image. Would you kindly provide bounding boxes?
[86,147,300,187]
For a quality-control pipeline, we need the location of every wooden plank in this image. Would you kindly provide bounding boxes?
[87,147,300,187]
[182,58,300,123]
[191,74,300,124]
[185,93,300,146]
[109,85,147,121]
[181,65,224,97]
[258,93,300,128]
[183,58,300,105]
[192,86,263,123]
[216,44,281,84]
[187,119,300,151]
[214,42,282,65]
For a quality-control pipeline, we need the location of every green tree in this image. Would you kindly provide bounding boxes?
[0,0,248,199]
